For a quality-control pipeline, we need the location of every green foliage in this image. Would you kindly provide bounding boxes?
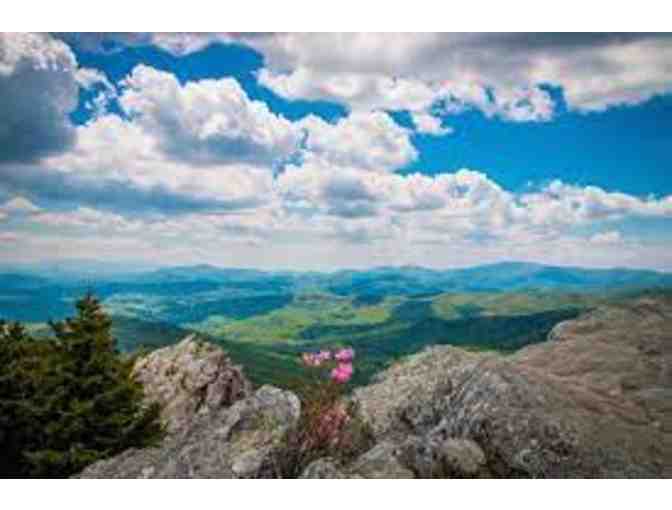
[0,293,163,478]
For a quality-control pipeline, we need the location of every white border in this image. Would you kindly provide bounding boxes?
[2,478,669,510]
[1,1,672,31]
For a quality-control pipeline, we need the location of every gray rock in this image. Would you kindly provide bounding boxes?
[231,449,268,478]
[394,435,442,478]
[133,335,252,434]
[350,442,414,478]
[300,458,348,479]
[439,438,487,478]
[77,385,300,478]
[393,435,487,478]
[355,297,672,477]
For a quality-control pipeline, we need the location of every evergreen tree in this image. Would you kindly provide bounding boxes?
[0,294,164,477]
[0,321,38,476]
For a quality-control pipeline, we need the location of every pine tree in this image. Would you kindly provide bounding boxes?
[0,321,36,476]
[0,294,164,477]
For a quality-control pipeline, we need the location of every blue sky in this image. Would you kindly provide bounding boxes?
[71,40,672,196]
[1,33,672,270]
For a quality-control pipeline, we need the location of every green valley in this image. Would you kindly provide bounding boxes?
[3,262,671,387]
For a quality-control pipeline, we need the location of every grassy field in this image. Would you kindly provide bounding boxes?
[180,290,608,387]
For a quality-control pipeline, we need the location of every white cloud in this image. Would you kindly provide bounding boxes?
[39,112,275,213]
[299,111,417,172]
[520,181,672,227]
[32,206,143,234]
[0,33,78,162]
[589,231,623,244]
[258,67,439,113]
[5,164,672,270]
[119,65,301,166]
[75,67,114,91]
[3,34,672,270]
[60,33,672,116]
[250,33,672,114]
[410,111,453,135]
[11,65,419,215]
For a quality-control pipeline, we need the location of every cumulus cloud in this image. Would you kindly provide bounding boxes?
[259,66,555,123]
[119,65,301,166]
[520,180,672,226]
[1,117,274,215]
[54,32,247,56]
[0,33,78,163]
[257,67,439,113]
[298,111,417,172]
[4,163,672,269]
[3,62,418,217]
[3,33,672,270]
[410,111,454,135]
[248,33,672,115]
[75,67,114,91]
[59,33,672,117]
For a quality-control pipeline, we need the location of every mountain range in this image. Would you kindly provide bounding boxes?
[2,261,671,386]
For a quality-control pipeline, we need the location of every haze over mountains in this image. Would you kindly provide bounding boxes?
[4,260,672,292]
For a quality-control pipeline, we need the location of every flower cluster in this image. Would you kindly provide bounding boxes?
[301,350,332,367]
[272,345,373,477]
[300,347,355,384]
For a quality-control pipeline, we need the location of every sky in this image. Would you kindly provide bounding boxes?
[1,32,672,271]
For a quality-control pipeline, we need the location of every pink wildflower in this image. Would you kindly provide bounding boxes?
[330,362,353,383]
[317,350,332,362]
[334,347,355,363]
[301,352,320,367]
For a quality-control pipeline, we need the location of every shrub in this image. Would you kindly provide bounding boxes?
[271,347,375,478]
[0,293,164,478]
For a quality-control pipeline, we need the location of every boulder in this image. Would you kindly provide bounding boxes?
[132,334,251,434]
[355,296,672,477]
[439,438,488,478]
[77,386,300,478]
[393,435,488,478]
[349,442,414,478]
[300,458,348,479]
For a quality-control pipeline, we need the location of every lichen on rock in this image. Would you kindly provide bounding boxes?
[132,334,252,434]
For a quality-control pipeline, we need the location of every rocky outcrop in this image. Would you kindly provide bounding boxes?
[133,334,251,434]
[78,296,672,478]
[354,296,672,477]
[77,385,300,478]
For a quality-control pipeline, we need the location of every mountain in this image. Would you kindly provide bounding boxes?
[3,261,671,388]
[0,259,158,283]
[2,261,671,294]
[324,262,672,295]
[0,273,50,290]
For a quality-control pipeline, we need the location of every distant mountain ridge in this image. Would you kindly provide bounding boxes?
[3,261,672,388]
[3,261,672,295]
